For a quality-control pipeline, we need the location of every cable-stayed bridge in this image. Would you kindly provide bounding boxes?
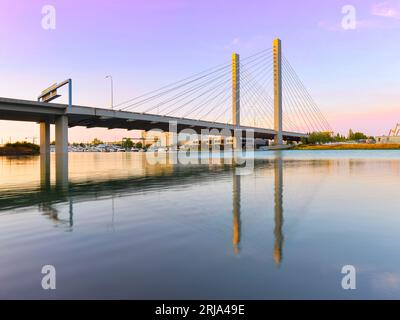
[0,38,331,180]
[112,40,331,139]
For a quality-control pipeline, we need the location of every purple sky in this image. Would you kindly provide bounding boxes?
[1,0,400,142]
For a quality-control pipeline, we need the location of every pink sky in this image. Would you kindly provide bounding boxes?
[1,0,400,142]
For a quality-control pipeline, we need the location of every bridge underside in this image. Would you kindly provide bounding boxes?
[0,97,307,142]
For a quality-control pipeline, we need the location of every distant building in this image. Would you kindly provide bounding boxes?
[376,123,400,143]
[139,131,268,149]
[375,136,400,144]
[141,131,174,148]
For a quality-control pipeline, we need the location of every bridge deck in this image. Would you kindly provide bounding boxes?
[0,97,307,140]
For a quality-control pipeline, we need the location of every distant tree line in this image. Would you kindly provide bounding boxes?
[84,138,145,149]
[121,138,144,149]
[0,141,40,155]
[301,129,373,145]
[67,138,145,149]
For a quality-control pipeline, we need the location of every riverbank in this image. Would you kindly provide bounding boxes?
[294,143,400,150]
[0,142,40,156]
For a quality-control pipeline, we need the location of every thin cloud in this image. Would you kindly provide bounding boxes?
[231,38,240,46]
[318,1,400,32]
[372,272,400,292]
[224,35,271,53]
[371,1,400,19]
[317,19,383,31]
[317,20,342,31]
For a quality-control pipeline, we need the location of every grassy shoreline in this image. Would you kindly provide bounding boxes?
[1,142,399,154]
[293,143,400,150]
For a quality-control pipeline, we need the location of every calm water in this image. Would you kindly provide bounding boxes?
[1,150,400,299]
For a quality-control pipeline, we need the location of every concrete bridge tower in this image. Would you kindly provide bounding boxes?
[232,53,240,149]
[273,38,283,145]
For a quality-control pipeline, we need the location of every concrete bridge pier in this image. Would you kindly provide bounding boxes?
[55,115,69,155]
[39,115,69,188]
[40,121,50,154]
[55,115,69,188]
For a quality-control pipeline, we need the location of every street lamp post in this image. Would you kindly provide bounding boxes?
[105,75,114,110]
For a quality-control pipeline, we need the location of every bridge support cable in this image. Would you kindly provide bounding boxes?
[240,77,273,129]
[155,71,231,116]
[283,56,332,131]
[197,84,232,122]
[119,63,231,114]
[115,48,277,126]
[281,75,309,133]
[282,77,313,133]
[241,48,273,64]
[212,102,234,124]
[163,72,232,117]
[239,50,273,74]
[240,85,270,128]
[240,56,274,106]
[183,79,232,120]
[282,64,316,133]
[282,56,332,132]
[282,60,323,132]
[243,58,300,132]
[240,65,300,131]
[107,42,330,140]
[115,61,232,110]
[283,60,328,132]
[239,51,300,132]
[239,70,275,129]
[194,55,284,123]
[141,68,232,116]
[239,57,275,128]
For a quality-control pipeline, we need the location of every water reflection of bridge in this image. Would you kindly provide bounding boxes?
[232,153,283,265]
[3,153,285,266]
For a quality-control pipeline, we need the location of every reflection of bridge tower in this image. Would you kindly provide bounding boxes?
[232,173,241,254]
[230,157,284,260]
[40,122,51,188]
[273,153,284,265]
